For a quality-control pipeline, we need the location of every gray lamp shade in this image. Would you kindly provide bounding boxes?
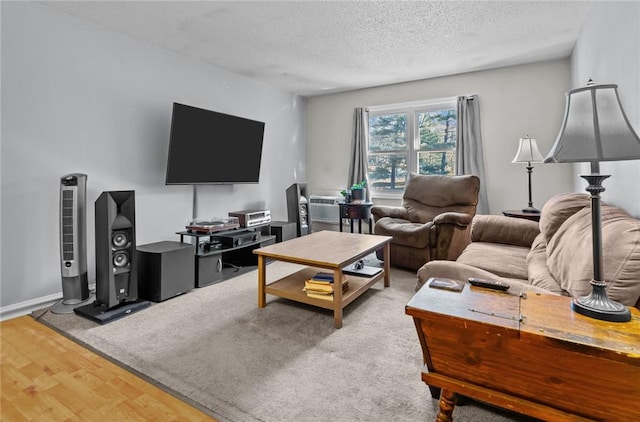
[544,83,640,163]
[512,137,543,163]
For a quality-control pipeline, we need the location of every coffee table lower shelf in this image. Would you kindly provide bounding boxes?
[265,266,385,310]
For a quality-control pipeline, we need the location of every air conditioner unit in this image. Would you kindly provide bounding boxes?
[309,195,341,224]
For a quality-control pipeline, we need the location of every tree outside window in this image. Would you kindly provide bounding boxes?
[367,99,456,196]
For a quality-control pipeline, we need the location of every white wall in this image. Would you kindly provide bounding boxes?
[570,1,640,218]
[305,60,574,214]
[1,2,305,311]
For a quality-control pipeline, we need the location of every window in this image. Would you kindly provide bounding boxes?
[367,98,457,197]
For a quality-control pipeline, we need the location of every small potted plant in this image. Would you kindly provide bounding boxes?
[341,180,367,203]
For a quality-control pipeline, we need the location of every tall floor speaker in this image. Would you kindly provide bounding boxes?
[286,183,312,237]
[94,190,138,309]
[51,173,93,314]
[76,190,149,323]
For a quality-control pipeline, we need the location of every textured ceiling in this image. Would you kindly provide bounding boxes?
[42,1,592,96]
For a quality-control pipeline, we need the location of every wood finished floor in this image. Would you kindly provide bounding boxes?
[1,315,216,421]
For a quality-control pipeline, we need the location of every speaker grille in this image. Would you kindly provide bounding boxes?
[62,190,75,261]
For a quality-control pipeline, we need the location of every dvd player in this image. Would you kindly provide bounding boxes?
[213,231,261,248]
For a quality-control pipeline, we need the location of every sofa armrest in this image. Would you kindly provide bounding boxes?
[470,215,540,247]
[433,211,474,227]
[431,213,474,261]
[371,205,408,222]
[416,260,555,296]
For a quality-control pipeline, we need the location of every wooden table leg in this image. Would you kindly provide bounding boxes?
[333,268,343,328]
[382,242,390,287]
[258,255,266,308]
[435,389,457,422]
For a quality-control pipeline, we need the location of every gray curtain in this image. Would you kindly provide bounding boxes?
[457,95,490,214]
[348,107,370,201]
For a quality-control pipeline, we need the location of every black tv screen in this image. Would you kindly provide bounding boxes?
[165,103,265,184]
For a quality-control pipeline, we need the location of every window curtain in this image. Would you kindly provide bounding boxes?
[456,95,490,214]
[348,107,370,201]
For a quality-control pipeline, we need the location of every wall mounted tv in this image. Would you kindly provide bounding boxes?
[165,102,265,184]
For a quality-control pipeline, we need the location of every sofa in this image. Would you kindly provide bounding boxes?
[371,173,480,271]
[416,193,640,310]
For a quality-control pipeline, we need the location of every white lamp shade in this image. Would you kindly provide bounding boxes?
[545,83,640,163]
[512,137,543,163]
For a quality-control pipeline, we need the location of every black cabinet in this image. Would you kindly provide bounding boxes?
[177,225,276,287]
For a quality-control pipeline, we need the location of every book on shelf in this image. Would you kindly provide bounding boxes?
[303,278,348,293]
[305,291,335,301]
[304,277,349,287]
[307,272,348,284]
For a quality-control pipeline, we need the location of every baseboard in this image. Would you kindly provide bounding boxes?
[1,282,98,322]
[0,293,62,321]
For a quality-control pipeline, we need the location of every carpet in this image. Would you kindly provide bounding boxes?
[38,261,532,422]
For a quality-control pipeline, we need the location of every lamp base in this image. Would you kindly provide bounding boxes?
[521,206,540,213]
[570,281,631,322]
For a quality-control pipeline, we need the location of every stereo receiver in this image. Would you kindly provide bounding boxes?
[228,209,271,228]
[213,231,261,248]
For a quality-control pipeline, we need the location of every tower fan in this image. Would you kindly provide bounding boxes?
[51,173,93,313]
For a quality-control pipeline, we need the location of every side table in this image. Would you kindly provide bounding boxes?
[338,201,373,234]
[502,209,541,222]
[405,279,640,422]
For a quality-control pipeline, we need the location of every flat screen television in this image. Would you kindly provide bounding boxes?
[165,102,265,184]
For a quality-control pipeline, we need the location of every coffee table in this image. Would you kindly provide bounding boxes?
[253,230,391,328]
[406,279,640,421]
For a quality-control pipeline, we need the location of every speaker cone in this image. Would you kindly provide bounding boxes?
[112,231,129,248]
[113,250,130,268]
[300,204,307,215]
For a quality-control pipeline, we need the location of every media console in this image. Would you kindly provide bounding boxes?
[177,225,276,287]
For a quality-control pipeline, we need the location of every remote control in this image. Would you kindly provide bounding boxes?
[468,277,510,291]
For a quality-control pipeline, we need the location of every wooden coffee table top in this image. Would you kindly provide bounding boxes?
[253,230,391,268]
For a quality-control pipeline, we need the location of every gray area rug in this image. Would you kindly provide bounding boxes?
[38,261,532,422]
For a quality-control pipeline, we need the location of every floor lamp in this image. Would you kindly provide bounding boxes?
[512,136,543,212]
[544,80,640,322]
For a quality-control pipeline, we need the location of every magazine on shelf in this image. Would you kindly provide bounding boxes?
[342,264,382,277]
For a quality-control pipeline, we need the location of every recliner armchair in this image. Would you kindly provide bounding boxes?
[371,173,480,271]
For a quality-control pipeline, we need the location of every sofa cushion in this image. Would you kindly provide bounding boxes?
[539,193,590,246]
[546,205,640,307]
[402,173,479,223]
[526,233,565,295]
[373,217,432,248]
[471,215,540,247]
[457,242,529,280]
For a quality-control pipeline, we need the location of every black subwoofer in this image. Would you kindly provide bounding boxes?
[137,241,195,302]
[94,190,137,309]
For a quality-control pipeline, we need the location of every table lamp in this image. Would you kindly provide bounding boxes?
[544,80,640,322]
[512,136,544,212]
